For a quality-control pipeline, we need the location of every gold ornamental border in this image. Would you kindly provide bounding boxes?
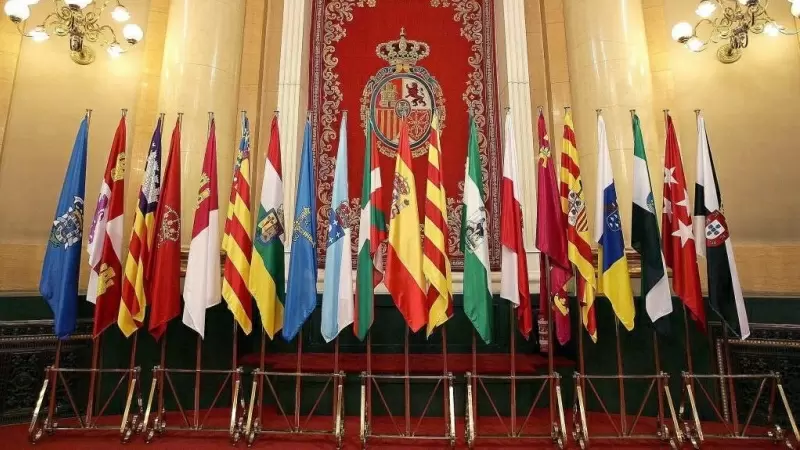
[309,0,502,270]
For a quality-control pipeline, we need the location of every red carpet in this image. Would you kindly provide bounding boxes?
[239,352,572,374]
[2,409,778,449]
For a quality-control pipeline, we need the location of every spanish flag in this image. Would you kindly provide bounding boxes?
[423,114,453,337]
[222,114,254,335]
[559,111,597,342]
[594,114,635,331]
[384,120,427,333]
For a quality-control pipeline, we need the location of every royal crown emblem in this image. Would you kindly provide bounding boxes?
[361,28,446,158]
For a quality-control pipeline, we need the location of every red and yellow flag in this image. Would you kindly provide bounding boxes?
[422,115,453,337]
[559,111,597,342]
[119,116,162,337]
[222,116,253,334]
[384,120,427,333]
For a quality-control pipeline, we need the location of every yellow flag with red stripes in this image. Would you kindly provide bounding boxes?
[423,115,453,337]
[222,115,253,334]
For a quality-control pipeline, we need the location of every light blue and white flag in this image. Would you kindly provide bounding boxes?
[321,113,354,342]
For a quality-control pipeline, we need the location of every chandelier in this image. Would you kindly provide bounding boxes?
[671,0,800,63]
[3,0,144,65]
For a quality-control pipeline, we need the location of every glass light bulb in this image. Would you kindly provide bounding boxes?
[111,5,129,22]
[107,43,122,58]
[122,23,143,43]
[672,22,694,42]
[792,2,800,17]
[4,0,31,21]
[764,21,781,36]
[687,37,704,52]
[696,0,717,18]
[28,25,49,42]
[64,0,93,9]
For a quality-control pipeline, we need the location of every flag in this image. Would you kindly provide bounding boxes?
[40,116,89,339]
[595,114,635,330]
[662,114,706,331]
[693,114,749,339]
[321,114,354,342]
[535,111,573,345]
[499,112,531,338]
[423,114,454,337]
[119,116,162,337]
[283,119,318,342]
[631,113,672,334]
[461,115,493,343]
[250,116,286,339]
[87,115,126,337]
[560,111,597,342]
[148,118,182,341]
[354,118,387,341]
[384,120,427,333]
[183,118,221,337]
[222,116,254,335]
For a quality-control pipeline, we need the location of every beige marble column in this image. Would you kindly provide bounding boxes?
[276,0,312,239]
[496,0,537,254]
[564,0,659,243]
[158,0,246,243]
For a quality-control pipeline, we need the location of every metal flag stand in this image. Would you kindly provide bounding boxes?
[245,329,345,448]
[142,112,247,445]
[570,136,680,448]
[465,255,568,449]
[359,326,456,448]
[29,109,144,445]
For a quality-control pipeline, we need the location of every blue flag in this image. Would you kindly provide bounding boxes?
[321,114,353,342]
[40,117,89,339]
[283,119,318,341]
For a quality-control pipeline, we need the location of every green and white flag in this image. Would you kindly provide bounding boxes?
[631,113,672,334]
[461,116,493,343]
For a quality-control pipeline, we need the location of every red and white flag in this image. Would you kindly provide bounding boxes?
[87,115,126,337]
[183,119,221,337]
[662,114,706,330]
[499,111,532,338]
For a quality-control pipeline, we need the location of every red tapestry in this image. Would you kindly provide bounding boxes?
[309,0,502,270]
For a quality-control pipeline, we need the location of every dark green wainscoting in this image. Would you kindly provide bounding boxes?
[1,294,799,427]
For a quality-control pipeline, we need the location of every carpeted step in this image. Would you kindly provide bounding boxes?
[239,352,573,374]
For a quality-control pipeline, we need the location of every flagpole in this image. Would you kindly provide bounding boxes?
[157,332,167,428]
[46,340,63,430]
[471,329,478,432]
[294,330,303,431]
[441,325,450,437]
[614,318,627,435]
[404,327,410,436]
[333,336,340,432]
[367,332,372,428]
[510,309,517,434]
[544,254,556,428]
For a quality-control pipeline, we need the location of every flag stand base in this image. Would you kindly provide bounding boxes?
[464,372,567,449]
[141,365,247,444]
[571,372,680,449]
[678,372,799,449]
[358,372,456,449]
[29,365,144,444]
[244,369,345,449]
